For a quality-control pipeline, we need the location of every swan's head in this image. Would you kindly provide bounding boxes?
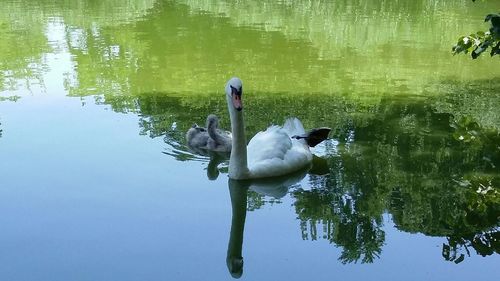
[226,256,243,278]
[225,77,243,111]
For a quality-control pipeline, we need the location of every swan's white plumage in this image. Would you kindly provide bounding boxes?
[225,77,316,179]
[246,118,312,178]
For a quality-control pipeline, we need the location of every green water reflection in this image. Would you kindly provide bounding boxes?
[0,0,499,273]
[1,0,498,96]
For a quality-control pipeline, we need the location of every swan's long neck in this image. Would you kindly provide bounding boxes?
[227,96,250,179]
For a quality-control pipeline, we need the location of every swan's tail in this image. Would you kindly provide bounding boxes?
[283,118,306,136]
[292,127,331,147]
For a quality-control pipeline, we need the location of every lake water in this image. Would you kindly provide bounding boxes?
[0,0,499,280]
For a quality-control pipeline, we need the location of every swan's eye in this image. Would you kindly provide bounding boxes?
[230,85,242,96]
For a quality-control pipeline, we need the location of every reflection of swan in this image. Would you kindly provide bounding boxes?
[246,166,308,198]
[205,152,228,180]
[185,114,232,152]
[182,145,229,180]
[226,180,247,279]
[224,77,330,179]
[226,171,307,278]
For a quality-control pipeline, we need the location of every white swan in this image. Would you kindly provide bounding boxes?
[225,77,330,180]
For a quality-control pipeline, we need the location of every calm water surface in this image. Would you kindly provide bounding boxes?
[0,0,499,280]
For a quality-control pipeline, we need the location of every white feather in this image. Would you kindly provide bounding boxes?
[246,118,312,178]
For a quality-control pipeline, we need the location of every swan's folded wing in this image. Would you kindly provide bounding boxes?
[247,125,312,178]
[247,118,305,163]
[247,125,291,164]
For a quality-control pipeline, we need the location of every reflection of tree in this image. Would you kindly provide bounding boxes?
[0,0,156,94]
[63,0,341,97]
[293,187,385,264]
[431,79,500,130]
[291,93,499,263]
[180,0,499,92]
[443,230,499,264]
[98,84,499,264]
[3,0,498,97]
[360,98,499,262]
[0,3,49,93]
[439,117,500,262]
[61,0,500,100]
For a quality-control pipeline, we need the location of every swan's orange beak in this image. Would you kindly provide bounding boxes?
[231,86,243,111]
[232,94,242,111]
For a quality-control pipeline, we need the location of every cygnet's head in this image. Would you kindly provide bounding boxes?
[225,77,243,111]
[206,114,219,128]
